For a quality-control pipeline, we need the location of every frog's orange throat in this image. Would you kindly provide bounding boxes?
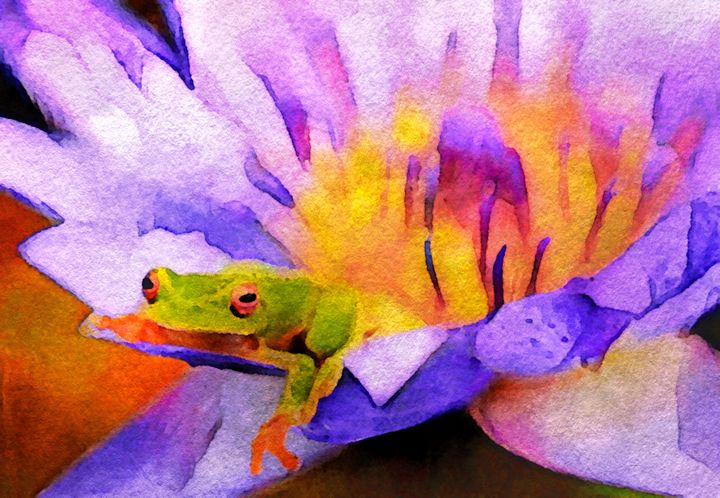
[90,314,262,358]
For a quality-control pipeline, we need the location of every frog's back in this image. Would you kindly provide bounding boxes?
[220,260,424,339]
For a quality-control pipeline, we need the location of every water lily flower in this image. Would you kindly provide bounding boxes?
[3,0,720,496]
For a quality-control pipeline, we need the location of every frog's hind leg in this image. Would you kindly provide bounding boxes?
[299,355,346,423]
[298,290,358,421]
[247,348,316,475]
[249,352,345,474]
[250,289,358,475]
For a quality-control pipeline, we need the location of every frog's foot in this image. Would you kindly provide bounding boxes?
[250,414,301,475]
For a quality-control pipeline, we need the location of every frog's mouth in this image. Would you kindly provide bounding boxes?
[79,313,284,375]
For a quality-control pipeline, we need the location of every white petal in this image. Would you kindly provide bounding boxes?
[0,119,94,220]
[21,222,231,315]
[344,326,449,406]
[473,335,720,495]
[15,31,142,158]
[174,0,307,188]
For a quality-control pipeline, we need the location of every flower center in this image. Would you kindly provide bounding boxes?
[277,50,704,326]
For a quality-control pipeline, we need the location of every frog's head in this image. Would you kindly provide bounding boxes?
[138,262,272,335]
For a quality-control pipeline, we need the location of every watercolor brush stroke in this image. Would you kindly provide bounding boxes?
[2,0,720,496]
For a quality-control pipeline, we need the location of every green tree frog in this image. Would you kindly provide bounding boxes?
[86,260,424,475]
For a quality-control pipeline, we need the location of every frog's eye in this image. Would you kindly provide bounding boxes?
[142,270,160,303]
[230,283,259,318]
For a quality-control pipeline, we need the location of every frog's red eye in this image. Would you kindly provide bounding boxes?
[230,283,259,318]
[142,270,160,303]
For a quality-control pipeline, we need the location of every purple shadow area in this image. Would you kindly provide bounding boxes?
[684,193,720,286]
[243,152,296,208]
[302,328,493,444]
[42,368,338,498]
[627,264,720,340]
[143,194,294,267]
[558,303,632,368]
[43,368,226,496]
[677,338,720,472]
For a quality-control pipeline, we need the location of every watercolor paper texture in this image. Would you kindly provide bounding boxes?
[2,0,720,496]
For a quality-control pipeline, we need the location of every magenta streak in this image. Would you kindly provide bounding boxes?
[584,180,617,261]
[404,156,422,226]
[306,34,357,147]
[424,166,440,231]
[526,237,551,296]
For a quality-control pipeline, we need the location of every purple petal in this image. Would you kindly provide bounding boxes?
[243,152,297,209]
[257,74,311,165]
[626,264,720,341]
[567,203,691,314]
[474,291,631,375]
[303,328,492,444]
[475,191,720,376]
[567,192,720,317]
